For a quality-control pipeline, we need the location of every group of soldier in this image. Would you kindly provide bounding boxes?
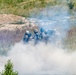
[23,28,57,44]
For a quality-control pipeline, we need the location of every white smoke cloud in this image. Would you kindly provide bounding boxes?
[0,5,75,75]
[0,41,76,75]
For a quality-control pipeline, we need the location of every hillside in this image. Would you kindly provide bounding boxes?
[0,0,61,17]
[64,26,76,50]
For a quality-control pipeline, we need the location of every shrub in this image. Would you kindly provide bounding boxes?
[0,60,18,75]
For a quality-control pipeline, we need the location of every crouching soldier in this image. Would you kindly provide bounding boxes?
[33,29,40,44]
[23,30,32,43]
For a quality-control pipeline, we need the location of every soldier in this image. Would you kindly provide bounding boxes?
[33,29,40,44]
[23,30,32,43]
[39,28,45,40]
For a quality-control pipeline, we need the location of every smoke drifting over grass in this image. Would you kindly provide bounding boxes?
[0,41,76,75]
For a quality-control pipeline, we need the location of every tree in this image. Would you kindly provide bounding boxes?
[1,60,18,75]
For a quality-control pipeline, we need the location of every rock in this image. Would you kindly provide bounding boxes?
[64,27,76,50]
[0,14,25,24]
[0,14,38,54]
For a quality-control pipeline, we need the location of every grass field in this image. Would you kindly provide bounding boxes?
[0,0,61,17]
[0,0,76,17]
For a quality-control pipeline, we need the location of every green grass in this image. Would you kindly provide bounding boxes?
[0,0,76,17]
[0,0,61,17]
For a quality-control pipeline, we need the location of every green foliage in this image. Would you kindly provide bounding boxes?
[17,0,23,3]
[1,60,18,75]
[4,0,13,4]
